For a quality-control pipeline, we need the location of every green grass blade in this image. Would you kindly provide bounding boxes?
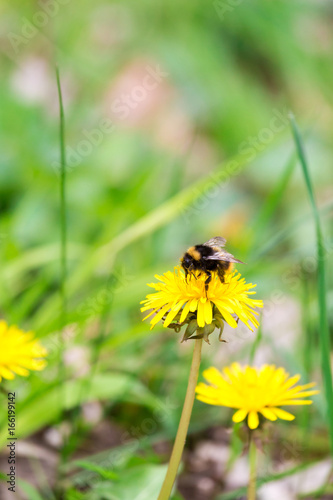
[289,113,333,456]
[55,66,67,325]
[55,66,68,470]
[17,480,45,500]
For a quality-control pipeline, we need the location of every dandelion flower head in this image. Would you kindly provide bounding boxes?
[0,320,47,381]
[196,363,319,429]
[141,266,263,341]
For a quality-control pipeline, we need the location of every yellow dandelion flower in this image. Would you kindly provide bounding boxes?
[140,266,263,337]
[196,363,319,429]
[0,320,47,381]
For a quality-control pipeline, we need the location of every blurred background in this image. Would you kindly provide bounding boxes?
[0,0,333,498]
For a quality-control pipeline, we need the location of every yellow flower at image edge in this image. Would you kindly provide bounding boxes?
[141,266,263,330]
[0,320,47,381]
[196,363,319,429]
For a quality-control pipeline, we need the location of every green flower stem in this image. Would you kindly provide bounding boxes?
[157,338,203,500]
[248,436,257,500]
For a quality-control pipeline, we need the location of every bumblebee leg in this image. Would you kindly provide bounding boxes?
[217,264,225,283]
[188,266,198,281]
[205,271,212,292]
[192,270,199,280]
[185,268,195,283]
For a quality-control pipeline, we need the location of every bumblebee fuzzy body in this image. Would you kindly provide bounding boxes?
[180,237,244,290]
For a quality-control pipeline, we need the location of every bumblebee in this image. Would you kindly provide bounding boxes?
[180,236,245,290]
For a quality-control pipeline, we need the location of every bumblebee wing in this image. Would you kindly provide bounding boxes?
[206,250,245,264]
[203,236,227,249]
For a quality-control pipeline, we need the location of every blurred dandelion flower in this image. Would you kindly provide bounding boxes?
[0,320,47,381]
[140,266,263,341]
[196,363,319,429]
